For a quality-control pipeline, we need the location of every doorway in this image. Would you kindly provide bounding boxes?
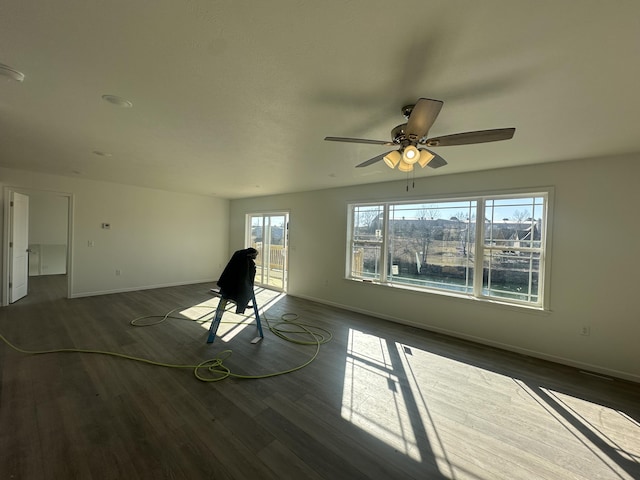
[246,212,289,292]
[2,187,73,306]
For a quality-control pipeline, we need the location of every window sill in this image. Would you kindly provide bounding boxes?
[348,277,550,315]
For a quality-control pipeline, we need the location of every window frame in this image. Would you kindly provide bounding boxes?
[346,190,551,310]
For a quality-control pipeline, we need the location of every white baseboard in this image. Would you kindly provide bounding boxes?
[70,278,215,299]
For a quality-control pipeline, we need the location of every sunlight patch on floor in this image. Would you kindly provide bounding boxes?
[180,288,286,342]
[538,386,640,476]
[340,326,640,478]
[218,289,285,342]
[341,328,422,462]
[180,300,218,322]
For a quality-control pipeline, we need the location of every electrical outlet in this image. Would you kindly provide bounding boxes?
[580,326,590,336]
[115,269,121,276]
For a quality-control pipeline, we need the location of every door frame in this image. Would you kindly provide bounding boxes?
[246,211,289,292]
[2,187,74,306]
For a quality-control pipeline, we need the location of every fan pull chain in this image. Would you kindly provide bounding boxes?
[405,171,416,191]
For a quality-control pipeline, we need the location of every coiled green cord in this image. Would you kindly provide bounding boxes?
[0,304,332,383]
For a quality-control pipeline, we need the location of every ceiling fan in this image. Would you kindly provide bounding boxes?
[325,98,515,172]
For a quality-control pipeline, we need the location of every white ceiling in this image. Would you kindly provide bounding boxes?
[1,1,639,199]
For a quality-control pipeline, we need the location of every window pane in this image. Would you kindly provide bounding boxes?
[351,242,383,280]
[351,205,384,280]
[353,205,384,239]
[387,201,476,293]
[483,250,540,303]
[482,196,545,304]
[485,197,544,248]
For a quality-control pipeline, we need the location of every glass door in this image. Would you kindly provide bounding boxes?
[247,212,289,292]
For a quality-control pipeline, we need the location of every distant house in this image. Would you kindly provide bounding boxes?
[490,221,541,254]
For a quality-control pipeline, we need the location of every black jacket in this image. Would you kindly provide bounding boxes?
[216,248,258,313]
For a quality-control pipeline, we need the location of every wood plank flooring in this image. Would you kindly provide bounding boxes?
[1,275,639,479]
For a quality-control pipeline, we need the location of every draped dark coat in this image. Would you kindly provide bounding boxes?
[216,248,258,313]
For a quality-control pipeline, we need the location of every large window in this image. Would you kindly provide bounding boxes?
[347,192,548,308]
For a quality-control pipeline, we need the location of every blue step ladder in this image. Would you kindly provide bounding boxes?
[207,289,264,344]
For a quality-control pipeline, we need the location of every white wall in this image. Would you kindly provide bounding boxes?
[1,168,230,298]
[228,153,640,382]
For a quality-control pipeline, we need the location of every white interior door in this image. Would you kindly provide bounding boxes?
[10,192,29,303]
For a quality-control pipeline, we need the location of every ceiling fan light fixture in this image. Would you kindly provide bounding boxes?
[383,150,401,169]
[397,159,414,172]
[402,145,420,164]
[417,149,435,167]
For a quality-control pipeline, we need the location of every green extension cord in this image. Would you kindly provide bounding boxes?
[0,305,332,383]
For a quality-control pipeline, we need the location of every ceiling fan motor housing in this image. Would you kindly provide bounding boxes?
[391,124,421,151]
[391,124,407,144]
[401,104,415,118]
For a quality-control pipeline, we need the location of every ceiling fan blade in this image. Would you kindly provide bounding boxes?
[405,98,444,140]
[325,136,394,146]
[356,151,393,168]
[423,127,515,147]
[419,149,448,169]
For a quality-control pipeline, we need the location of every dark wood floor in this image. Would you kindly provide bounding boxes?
[1,275,639,479]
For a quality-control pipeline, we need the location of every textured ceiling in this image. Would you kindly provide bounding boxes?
[1,1,639,198]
